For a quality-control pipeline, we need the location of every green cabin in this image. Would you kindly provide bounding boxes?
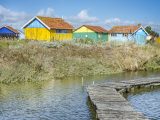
[73,25,108,42]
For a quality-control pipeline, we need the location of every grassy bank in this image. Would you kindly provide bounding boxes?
[0,40,160,83]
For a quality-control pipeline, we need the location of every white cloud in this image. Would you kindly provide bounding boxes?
[0,6,55,29]
[37,8,54,17]
[105,18,136,26]
[68,10,99,25]
[105,18,121,24]
[0,5,28,23]
[0,5,29,29]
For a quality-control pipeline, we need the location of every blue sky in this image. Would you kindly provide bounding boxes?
[0,0,160,30]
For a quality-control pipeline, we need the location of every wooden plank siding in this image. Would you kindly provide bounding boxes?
[73,26,108,42]
[23,16,73,41]
[24,28,51,41]
[74,26,94,33]
[156,37,160,44]
[25,28,73,41]
[109,26,149,45]
[50,30,73,41]
[73,32,108,42]
[0,26,19,39]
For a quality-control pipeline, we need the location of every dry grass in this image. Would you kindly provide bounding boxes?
[0,40,160,83]
[109,44,160,71]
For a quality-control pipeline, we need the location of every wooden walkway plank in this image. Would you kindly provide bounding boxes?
[87,77,160,120]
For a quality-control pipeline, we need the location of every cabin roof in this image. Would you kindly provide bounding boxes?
[109,25,140,34]
[0,26,19,34]
[85,25,108,33]
[37,16,74,30]
[23,16,74,30]
[75,25,108,33]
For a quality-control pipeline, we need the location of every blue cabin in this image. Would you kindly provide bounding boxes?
[109,25,149,45]
[0,26,19,39]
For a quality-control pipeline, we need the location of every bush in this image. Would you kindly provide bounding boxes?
[0,40,160,83]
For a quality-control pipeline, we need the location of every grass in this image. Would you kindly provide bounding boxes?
[0,39,160,83]
[0,39,27,49]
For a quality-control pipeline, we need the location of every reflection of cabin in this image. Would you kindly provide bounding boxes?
[0,26,19,39]
[22,16,74,41]
[109,25,149,45]
[73,25,108,42]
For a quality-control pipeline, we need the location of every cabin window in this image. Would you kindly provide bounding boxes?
[98,34,101,38]
[123,33,128,37]
[56,30,68,33]
[111,33,117,36]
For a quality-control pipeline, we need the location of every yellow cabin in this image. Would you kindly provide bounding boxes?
[22,16,74,41]
[156,37,160,44]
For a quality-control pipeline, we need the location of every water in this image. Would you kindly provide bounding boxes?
[127,87,160,120]
[0,71,160,120]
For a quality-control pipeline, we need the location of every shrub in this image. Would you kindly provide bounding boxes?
[0,40,160,83]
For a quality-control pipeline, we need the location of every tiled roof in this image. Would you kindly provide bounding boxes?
[109,25,140,34]
[84,25,108,33]
[1,26,19,34]
[37,16,74,30]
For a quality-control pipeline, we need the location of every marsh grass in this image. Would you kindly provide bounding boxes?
[0,40,160,83]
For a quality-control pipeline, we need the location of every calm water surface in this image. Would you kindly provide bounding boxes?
[0,71,160,120]
[127,87,160,120]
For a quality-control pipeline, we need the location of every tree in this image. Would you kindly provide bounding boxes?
[145,26,152,33]
[145,26,159,37]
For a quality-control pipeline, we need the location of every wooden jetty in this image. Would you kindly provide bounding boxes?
[87,77,160,120]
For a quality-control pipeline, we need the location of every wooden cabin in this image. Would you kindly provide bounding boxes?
[22,16,74,41]
[109,25,149,45]
[156,37,160,44]
[0,26,19,39]
[73,25,108,42]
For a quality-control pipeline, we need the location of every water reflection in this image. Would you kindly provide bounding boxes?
[0,71,160,120]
